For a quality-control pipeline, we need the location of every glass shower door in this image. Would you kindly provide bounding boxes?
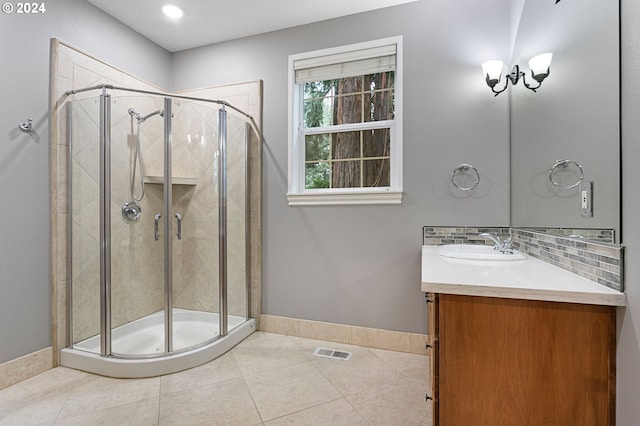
[169,99,221,350]
[69,95,102,354]
[109,94,167,356]
[226,112,250,331]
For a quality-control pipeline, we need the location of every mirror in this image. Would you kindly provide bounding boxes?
[510,0,620,243]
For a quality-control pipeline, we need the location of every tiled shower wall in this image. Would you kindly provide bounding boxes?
[51,39,262,354]
[423,226,623,292]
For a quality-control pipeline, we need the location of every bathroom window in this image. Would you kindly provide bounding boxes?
[287,37,403,205]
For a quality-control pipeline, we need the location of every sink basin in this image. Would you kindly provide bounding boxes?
[437,244,526,261]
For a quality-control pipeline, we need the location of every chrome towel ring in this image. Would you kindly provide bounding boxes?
[549,159,584,189]
[451,163,480,191]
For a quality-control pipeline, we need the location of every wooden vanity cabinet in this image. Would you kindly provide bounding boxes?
[425,292,439,422]
[426,293,616,426]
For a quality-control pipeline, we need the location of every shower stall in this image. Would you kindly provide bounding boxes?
[59,84,257,378]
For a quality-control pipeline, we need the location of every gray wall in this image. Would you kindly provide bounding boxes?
[171,0,512,333]
[617,0,640,422]
[0,0,171,363]
[172,0,509,332]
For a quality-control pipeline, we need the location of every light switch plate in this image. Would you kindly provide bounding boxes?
[580,180,593,218]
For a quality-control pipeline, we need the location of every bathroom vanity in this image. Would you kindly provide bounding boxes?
[421,245,626,426]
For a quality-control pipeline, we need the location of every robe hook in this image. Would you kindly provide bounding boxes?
[19,118,33,133]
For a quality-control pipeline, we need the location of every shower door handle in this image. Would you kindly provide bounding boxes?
[175,213,182,240]
[154,214,161,240]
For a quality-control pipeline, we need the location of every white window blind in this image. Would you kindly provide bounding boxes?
[294,44,396,84]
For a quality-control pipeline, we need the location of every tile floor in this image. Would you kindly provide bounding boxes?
[0,332,431,425]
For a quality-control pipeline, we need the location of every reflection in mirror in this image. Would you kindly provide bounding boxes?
[510,0,620,243]
[519,227,615,244]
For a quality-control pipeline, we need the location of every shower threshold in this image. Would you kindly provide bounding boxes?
[74,309,246,354]
[60,309,255,378]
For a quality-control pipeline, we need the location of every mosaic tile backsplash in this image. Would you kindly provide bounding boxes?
[423,226,623,292]
[520,227,615,244]
[511,229,623,292]
[423,226,511,246]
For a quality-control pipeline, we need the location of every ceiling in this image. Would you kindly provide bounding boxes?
[87,0,419,52]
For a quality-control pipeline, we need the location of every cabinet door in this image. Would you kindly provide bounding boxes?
[426,293,439,425]
[438,294,615,426]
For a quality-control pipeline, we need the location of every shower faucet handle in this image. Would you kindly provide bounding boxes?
[175,213,182,240]
[154,214,161,241]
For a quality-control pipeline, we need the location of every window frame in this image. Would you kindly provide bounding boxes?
[287,36,404,206]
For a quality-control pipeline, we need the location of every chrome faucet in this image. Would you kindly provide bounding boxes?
[479,233,514,254]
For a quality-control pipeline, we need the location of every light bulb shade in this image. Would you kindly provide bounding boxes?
[482,60,504,84]
[528,53,552,78]
[162,4,184,19]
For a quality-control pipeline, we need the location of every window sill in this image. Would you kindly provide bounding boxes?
[287,191,403,206]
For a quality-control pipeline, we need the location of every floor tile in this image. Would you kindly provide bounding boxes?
[264,398,368,426]
[1,332,432,426]
[244,361,341,422]
[54,397,159,425]
[158,377,261,426]
[56,375,160,420]
[370,347,430,385]
[160,351,242,395]
[1,389,68,426]
[311,344,406,396]
[0,367,93,426]
[346,379,431,425]
[231,332,309,377]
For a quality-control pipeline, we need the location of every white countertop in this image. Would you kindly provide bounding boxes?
[421,245,626,306]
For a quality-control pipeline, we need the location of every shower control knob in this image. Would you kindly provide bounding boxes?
[122,201,142,221]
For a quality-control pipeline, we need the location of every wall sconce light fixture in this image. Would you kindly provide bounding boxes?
[482,53,553,96]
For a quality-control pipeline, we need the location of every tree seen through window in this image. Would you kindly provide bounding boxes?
[303,72,394,189]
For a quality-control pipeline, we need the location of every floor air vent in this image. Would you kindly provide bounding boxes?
[312,347,352,361]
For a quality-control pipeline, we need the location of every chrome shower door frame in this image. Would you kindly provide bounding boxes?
[99,91,112,357]
[163,97,174,353]
[218,106,228,338]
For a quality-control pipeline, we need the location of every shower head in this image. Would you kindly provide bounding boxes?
[128,107,164,123]
[140,110,164,122]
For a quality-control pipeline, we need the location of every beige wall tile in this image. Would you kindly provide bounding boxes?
[0,347,53,390]
[300,319,352,344]
[351,326,411,353]
[260,315,423,355]
[259,314,300,336]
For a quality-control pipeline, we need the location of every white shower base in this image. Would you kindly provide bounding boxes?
[60,309,255,378]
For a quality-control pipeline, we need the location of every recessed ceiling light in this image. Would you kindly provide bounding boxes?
[162,4,183,19]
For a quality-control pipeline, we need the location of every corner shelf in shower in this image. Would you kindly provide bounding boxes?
[143,176,197,186]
